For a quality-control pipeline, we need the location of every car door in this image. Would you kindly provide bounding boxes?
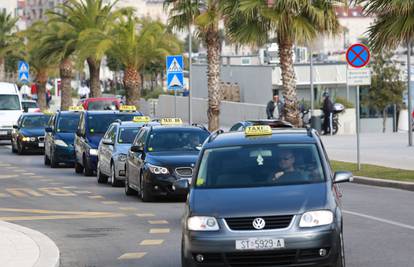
[135,129,149,188]
[128,129,146,187]
[45,114,56,158]
[101,125,116,175]
[75,113,85,164]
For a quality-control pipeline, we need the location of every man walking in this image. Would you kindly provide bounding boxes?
[266,95,284,120]
[322,92,334,135]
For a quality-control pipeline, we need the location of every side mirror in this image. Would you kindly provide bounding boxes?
[45,127,53,133]
[13,125,19,129]
[23,106,29,113]
[333,171,353,184]
[172,179,190,192]
[102,138,114,145]
[130,145,143,153]
[76,129,83,137]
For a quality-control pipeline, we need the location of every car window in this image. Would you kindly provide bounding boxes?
[230,123,242,132]
[118,127,141,144]
[56,115,80,133]
[88,101,118,110]
[22,101,38,109]
[195,144,325,188]
[86,113,137,134]
[147,129,209,152]
[0,95,20,110]
[21,115,51,128]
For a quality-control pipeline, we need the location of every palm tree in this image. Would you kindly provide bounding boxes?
[50,0,122,98]
[37,20,77,111]
[165,0,224,131]
[0,10,19,81]
[224,0,343,126]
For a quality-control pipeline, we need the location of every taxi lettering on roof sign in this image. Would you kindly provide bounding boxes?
[69,106,84,111]
[133,116,150,123]
[119,105,137,112]
[245,125,272,136]
[160,118,183,125]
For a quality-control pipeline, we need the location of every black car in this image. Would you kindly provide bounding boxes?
[11,113,51,154]
[44,110,81,167]
[229,119,293,132]
[125,120,210,202]
[179,126,352,267]
[74,110,143,176]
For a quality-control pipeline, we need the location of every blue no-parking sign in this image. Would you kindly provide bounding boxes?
[346,44,370,68]
[166,55,184,91]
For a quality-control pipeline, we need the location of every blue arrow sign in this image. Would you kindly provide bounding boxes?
[166,55,184,90]
[18,60,30,82]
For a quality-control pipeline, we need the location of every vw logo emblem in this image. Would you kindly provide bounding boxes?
[252,218,266,230]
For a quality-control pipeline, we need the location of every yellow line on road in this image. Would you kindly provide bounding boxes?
[140,239,164,246]
[118,252,147,260]
[136,213,155,217]
[102,201,119,205]
[149,228,170,234]
[148,220,169,225]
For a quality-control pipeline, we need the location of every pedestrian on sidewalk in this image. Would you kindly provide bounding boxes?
[322,92,334,135]
[266,95,284,120]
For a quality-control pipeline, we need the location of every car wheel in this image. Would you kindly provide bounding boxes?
[181,238,191,267]
[124,175,136,196]
[44,153,50,165]
[11,141,17,153]
[83,155,94,176]
[50,150,59,168]
[140,174,153,202]
[17,141,25,155]
[75,161,84,174]
[97,161,108,183]
[111,163,121,187]
[334,232,345,267]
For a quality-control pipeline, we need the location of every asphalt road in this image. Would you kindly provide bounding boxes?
[0,143,413,267]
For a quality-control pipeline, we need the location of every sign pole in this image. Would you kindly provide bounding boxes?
[174,89,177,118]
[310,46,314,116]
[188,26,193,125]
[407,41,413,146]
[356,85,361,171]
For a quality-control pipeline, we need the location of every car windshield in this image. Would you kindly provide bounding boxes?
[87,114,137,134]
[88,100,118,110]
[147,129,209,152]
[195,144,325,189]
[22,101,37,109]
[57,115,80,133]
[0,95,20,110]
[118,127,141,144]
[21,115,51,128]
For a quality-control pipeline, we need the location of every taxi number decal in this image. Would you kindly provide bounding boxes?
[69,106,84,111]
[133,116,150,123]
[160,118,183,125]
[119,105,137,111]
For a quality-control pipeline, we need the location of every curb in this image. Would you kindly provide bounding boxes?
[0,220,60,267]
[353,176,414,192]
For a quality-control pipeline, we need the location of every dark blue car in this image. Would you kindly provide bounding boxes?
[11,113,51,154]
[74,110,143,176]
[44,111,81,167]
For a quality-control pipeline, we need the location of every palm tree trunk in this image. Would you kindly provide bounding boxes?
[87,57,102,98]
[0,57,5,82]
[123,65,141,108]
[36,70,48,111]
[278,39,301,127]
[60,58,73,111]
[206,28,221,131]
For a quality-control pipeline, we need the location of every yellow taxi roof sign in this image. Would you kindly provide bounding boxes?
[43,110,54,115]
[245,125,272,136]
[119,105,137,112]
[68,106,84,112]
[160,118,183,125]
[133,116,150,123]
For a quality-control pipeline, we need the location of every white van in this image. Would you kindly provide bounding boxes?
[0,83,23,140]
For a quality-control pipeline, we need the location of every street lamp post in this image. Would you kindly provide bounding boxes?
[188,26,193,125]
[408,41,413,146]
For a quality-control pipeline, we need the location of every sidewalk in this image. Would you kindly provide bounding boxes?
[0,220,59,267]
[320,132,414,170]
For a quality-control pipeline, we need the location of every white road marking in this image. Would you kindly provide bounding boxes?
[344,210,414,231]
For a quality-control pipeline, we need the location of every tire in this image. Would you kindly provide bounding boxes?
[83,156,94,176]
[111,163,122,187]
[334,232,346,267]
[44,153,50,165]
[75,161,84,174]
[50,150,59,168]
[181,239,191,267]
[332,122,339,135]
[97,161,108,184]
[17,141,25,155]
[11,141,17,153]
[140,174,153,202]
[124,175,136,196]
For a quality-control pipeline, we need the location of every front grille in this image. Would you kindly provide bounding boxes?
[225,250,297,266]
[225,215,293,231]
[175,167,193,177]
[38,136,45,142]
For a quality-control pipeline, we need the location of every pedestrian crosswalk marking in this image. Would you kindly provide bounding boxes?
[119,207,137,211]
[167,58,182,72]
[140,239,164,246]
[102,201,119,205]
[1,187,77,198]
[118,252,147,260]
[148,220,168,225]
[39,187,76,197]
[73,190,91,194]
[89,195,104,199]
[6,188,44,197]
[149,228,170,234]
[0,175,19,179]
[136,213,155,217]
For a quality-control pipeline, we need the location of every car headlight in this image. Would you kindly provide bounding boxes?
[299,210,334,228]
[187,216,219,231]
[148,164,169,175]
[21,136,30,142]
[89,148,98,156]
[54,139,68,147]
[118,153,127,162]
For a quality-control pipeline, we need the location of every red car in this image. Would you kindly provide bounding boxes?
[78,97,121,111]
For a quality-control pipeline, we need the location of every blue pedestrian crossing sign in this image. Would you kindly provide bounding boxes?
[166,55,184,91]
[18,61,30,83]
